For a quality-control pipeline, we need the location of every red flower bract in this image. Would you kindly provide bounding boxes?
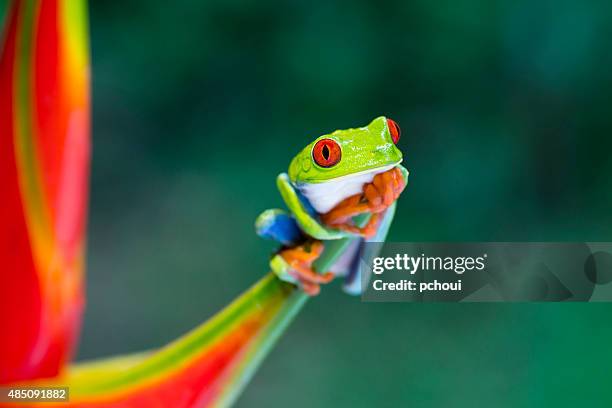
[0,0,90,383]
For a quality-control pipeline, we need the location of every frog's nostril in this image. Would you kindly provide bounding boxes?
[387,118,401,144]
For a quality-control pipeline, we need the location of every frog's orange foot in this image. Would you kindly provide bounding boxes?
[279,241,334,296]
[364,167,406,213]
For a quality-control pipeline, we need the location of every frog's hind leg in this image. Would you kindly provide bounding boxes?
[257,209,334,295]
[279,241,334,296]
[269,241,334,296]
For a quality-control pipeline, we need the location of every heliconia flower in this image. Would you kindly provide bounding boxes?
[0,1,314,407]
[0,0,90,384]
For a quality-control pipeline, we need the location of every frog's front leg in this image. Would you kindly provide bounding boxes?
[321,167,406,237]
[271,241,333,296]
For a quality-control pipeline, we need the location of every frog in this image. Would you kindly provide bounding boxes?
[255,116,408,295]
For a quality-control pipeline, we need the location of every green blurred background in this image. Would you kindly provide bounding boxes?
[9,0,612,406]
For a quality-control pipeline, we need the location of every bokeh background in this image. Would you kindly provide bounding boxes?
[5,0,612,406]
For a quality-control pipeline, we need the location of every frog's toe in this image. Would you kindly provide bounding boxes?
[287,262,333,284]
[300,280,320,296]
[366,168,405,213]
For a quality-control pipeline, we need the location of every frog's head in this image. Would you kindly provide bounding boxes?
[288,116,403,184]
[288,116,404,214]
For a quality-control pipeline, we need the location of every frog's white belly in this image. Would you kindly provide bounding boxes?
[296,165,395,214]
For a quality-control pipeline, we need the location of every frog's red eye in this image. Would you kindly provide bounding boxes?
[312,138,341,168]
[387,118,401,144]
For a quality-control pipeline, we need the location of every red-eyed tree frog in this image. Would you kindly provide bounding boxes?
[256,117,408,295]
